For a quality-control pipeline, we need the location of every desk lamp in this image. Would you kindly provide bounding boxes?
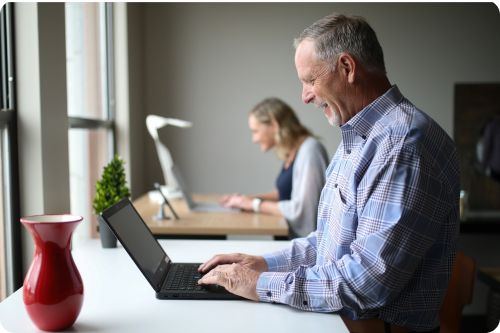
[146,115,193,199]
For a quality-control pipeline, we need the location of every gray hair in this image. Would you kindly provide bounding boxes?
[294,13,386,74]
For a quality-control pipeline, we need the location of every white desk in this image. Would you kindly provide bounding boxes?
[0,240,348,333]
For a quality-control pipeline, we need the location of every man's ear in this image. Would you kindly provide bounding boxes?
[337,53,356,84]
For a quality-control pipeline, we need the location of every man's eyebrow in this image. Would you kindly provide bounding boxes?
[300,75,314,82]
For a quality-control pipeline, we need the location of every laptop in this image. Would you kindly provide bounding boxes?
[171,164,240,213]
[100,198,244,300]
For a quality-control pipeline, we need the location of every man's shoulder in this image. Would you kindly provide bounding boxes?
[380,98,431,131]
[376,99,453,153]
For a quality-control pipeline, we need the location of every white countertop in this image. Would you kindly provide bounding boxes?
[0,239,348,333]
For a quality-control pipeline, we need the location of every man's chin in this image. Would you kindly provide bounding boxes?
[326,114,341,127]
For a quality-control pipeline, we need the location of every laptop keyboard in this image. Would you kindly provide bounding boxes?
[164,264,207,291]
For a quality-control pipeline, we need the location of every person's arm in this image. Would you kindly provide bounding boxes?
[198,230,319,275]
[277,139,328,237]
[256,147,458,314]
[256,199,281,215]
[220,190,279,205]
[251,190,282,215]
[198,231,320,300]
[252,190,279,201]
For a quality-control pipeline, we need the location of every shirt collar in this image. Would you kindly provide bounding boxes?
[340,85,404,141]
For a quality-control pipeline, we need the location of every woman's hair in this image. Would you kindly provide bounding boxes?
[249,98,313,160]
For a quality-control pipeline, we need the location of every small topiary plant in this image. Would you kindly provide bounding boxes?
[93,155,131,214]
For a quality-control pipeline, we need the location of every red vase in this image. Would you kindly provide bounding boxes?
[21,214,84,331]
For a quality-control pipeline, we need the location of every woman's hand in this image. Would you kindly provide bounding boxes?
[221,194,254,211]
[219,193,239,205]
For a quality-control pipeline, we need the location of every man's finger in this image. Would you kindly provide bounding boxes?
[198,254,238,272]
[198,269,225,286]
[198,255,218,272]
[199,257,224,272]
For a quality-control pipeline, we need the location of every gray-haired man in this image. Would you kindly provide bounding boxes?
[199,13,459,333]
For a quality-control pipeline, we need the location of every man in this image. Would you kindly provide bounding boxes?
[199,13,459,333]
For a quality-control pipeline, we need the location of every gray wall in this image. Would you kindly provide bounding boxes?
[138,2,500,195]
[129,3,500,314]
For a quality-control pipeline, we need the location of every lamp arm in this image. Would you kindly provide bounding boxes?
[154,139,178,190]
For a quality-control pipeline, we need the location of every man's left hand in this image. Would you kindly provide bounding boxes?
[198,263,261,301]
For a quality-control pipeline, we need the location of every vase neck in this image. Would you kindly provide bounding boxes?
[22,222,80,249]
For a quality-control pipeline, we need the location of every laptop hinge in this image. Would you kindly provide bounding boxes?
[155,256,171,292]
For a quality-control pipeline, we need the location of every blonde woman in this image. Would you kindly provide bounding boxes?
[221,98,329,239]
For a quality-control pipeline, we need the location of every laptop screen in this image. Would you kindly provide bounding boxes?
[171,164,195,209]
[103,200,168,282]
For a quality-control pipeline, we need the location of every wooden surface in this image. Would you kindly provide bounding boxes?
[133,193,288,236]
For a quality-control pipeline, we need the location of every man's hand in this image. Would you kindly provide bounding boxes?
[198,253,268,273]
[198,264,261,301]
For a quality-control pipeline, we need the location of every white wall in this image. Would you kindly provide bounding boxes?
[133,3,500,315]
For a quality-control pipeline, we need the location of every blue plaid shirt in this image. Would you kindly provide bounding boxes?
[256,86,460,331]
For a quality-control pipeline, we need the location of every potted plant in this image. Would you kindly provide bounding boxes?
[93,155,131,248]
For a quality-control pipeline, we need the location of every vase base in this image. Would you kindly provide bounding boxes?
[25,293,84,332]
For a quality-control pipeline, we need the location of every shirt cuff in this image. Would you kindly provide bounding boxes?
[261,252,280,272]
[256,271,289,303]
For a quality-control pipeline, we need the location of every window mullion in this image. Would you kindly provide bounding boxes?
[104,3,115,159]
[1,7,7,109]
[68,117,113,129]
[6,3,15,111]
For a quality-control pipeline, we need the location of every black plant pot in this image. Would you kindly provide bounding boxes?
[97,215,117,248]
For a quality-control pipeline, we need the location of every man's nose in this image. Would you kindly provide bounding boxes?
[302,86,314,104]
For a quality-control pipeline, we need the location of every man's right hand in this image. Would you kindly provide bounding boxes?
[198,253,268,273]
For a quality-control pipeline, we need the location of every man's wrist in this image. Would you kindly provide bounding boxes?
[252,198,262,212]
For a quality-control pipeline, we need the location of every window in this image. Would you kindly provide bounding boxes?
[0,2,22,300]
[65,3,115,248]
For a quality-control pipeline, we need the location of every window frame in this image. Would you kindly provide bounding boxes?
[68,2,115,156]
[0,2,23,297]
[67,2,116,244]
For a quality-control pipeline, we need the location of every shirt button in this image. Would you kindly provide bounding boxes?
[267,291,272,297]
[361,135,367,140]
[303,300,308,305]
[334,184,338,188]
[347,149,351,154]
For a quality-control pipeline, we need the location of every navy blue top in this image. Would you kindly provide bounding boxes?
[276,160,294,201]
